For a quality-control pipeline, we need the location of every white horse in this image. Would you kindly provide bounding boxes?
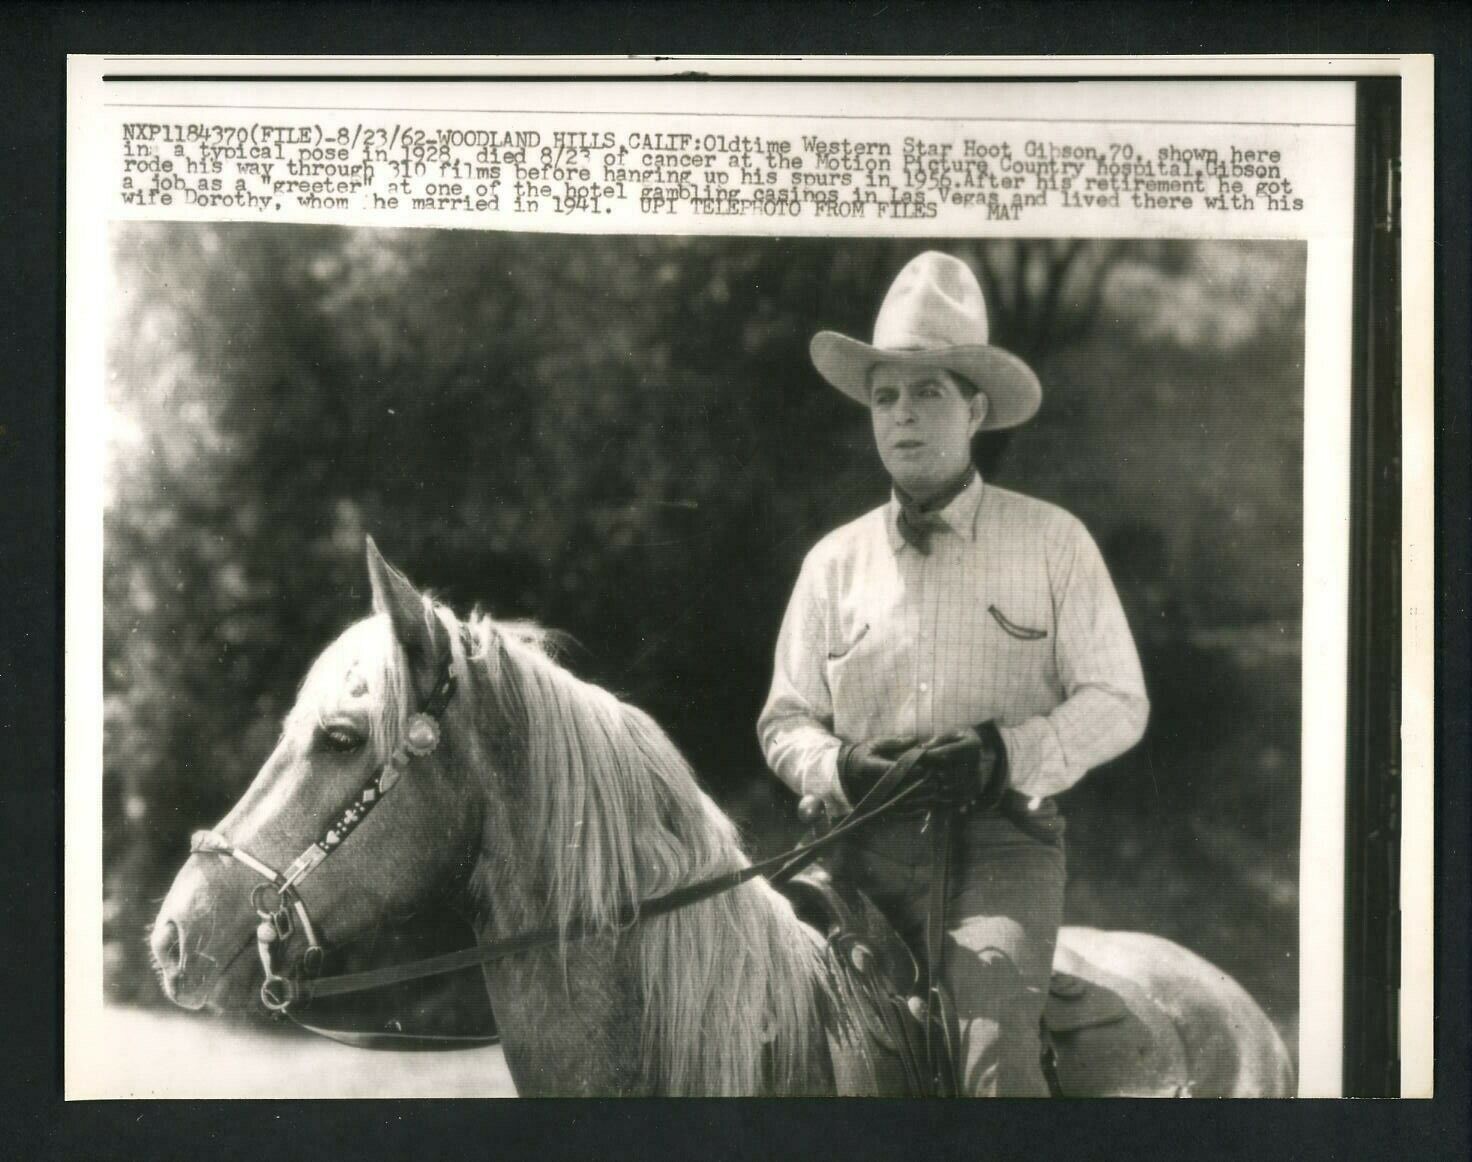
[151,540,1295,1096]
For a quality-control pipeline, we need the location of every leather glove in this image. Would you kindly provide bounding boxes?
[836,734,919,808]
[917,722,1009,812]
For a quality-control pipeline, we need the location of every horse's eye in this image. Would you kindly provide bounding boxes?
[318,725,365,754]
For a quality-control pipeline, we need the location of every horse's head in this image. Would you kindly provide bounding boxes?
[149,536,834,1093]
[150,540,488,1011]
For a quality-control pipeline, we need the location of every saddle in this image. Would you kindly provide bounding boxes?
[784,863,949,1096]
[782,865,1185,1097]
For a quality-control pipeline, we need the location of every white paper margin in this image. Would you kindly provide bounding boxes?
[63,54,1434,1100]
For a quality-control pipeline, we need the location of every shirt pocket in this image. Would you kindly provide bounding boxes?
[825,618,881,697]
[824,601,897,728]
[978,601,1055,702]
[826,620,870,661]
[987,603,1049,642]
[826,580,887,667]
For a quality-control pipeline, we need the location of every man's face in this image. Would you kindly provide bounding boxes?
[869,364,988,501]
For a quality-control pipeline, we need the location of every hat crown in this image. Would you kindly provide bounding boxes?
[871,251,990,352]
[807,249,1040,430]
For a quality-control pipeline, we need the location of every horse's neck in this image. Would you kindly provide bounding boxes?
[473,917,651,1096]
[471,911,837,1097]
[457,657,835,1095]
[466,853,839,1096]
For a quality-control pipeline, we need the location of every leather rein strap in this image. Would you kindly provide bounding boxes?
[302,743,936,1002]
[925,809,957,1095]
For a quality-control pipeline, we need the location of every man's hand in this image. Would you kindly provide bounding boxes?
[918,722,1009,812]
[837,734,919,808]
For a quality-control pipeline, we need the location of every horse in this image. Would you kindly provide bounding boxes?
[150,539,1295,1097]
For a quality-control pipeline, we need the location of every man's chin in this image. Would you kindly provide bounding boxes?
[887,470,940,500]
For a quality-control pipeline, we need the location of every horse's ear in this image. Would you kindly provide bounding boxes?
[365,537,448,696]
[366,536,410,616]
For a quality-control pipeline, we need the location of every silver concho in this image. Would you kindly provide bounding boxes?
[405,712,441,756]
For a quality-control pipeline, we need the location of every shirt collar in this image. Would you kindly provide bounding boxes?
[886,471,984,552]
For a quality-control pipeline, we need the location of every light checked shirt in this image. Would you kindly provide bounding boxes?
[758,473,1148,809]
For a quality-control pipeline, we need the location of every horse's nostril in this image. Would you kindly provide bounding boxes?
[151,919,183,977]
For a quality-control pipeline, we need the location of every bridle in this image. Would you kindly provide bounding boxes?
[190,645,943,1056]
[190,660,457,1013]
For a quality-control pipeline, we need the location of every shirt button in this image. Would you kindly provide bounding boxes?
[919,682,930,693]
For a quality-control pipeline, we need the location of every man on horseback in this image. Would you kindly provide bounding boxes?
[758,251,1150,1096]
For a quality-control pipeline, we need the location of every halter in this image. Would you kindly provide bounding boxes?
[190,659,457,1012]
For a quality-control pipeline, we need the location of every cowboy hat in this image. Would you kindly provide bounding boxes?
[810,251,1041,430]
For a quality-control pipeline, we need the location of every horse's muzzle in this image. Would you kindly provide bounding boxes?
[151,854,261,1010]
[150,912,235,1010]
[149,920,183,991]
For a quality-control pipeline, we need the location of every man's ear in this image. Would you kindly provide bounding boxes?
[365,536,449,703]
[967,389,991,438]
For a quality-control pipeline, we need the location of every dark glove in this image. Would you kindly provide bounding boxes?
[917,722,1010,812]
[836,734,919,808]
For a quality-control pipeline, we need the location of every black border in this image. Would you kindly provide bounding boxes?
[1344,76,1403,1098]
[4,2,1469,1159]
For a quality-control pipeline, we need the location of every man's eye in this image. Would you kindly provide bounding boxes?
[319,725,365,753]
[873,391,897,406]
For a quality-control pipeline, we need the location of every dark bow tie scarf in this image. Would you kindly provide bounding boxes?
[897,505,948,555]
[895,473,974,555]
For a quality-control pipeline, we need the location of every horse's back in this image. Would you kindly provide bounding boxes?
[1051,927,1295,1097]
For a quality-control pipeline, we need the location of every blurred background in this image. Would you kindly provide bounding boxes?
[103,227,1304,1054]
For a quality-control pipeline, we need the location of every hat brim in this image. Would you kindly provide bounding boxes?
[810,331,1041,431]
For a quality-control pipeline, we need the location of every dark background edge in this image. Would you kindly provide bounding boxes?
[0,2,1466,1159]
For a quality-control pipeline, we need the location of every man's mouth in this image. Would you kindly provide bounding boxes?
[893,439,924,450]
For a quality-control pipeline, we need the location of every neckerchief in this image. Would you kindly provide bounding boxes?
[894,470,976,555]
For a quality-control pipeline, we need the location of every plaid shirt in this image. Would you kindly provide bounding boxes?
[758,474,1148,809]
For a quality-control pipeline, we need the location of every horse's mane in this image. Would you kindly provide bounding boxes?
[305,601,831,1095]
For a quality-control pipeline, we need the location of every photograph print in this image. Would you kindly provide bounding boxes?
[101,225,1304,1097]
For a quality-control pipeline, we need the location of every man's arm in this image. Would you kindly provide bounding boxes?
[995,517,1150,799]
[757,556,853,814]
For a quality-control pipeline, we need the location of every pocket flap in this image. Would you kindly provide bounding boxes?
[988,605,1048,641]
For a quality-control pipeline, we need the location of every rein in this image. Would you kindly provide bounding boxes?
[302,746,933,1004]
[191,644,942,1049]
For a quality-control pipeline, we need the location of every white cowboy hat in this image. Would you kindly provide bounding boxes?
[810,251,1041,430]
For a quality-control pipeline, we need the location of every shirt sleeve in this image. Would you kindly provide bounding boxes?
[996,518,1149,799]
[757,555,852,814]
